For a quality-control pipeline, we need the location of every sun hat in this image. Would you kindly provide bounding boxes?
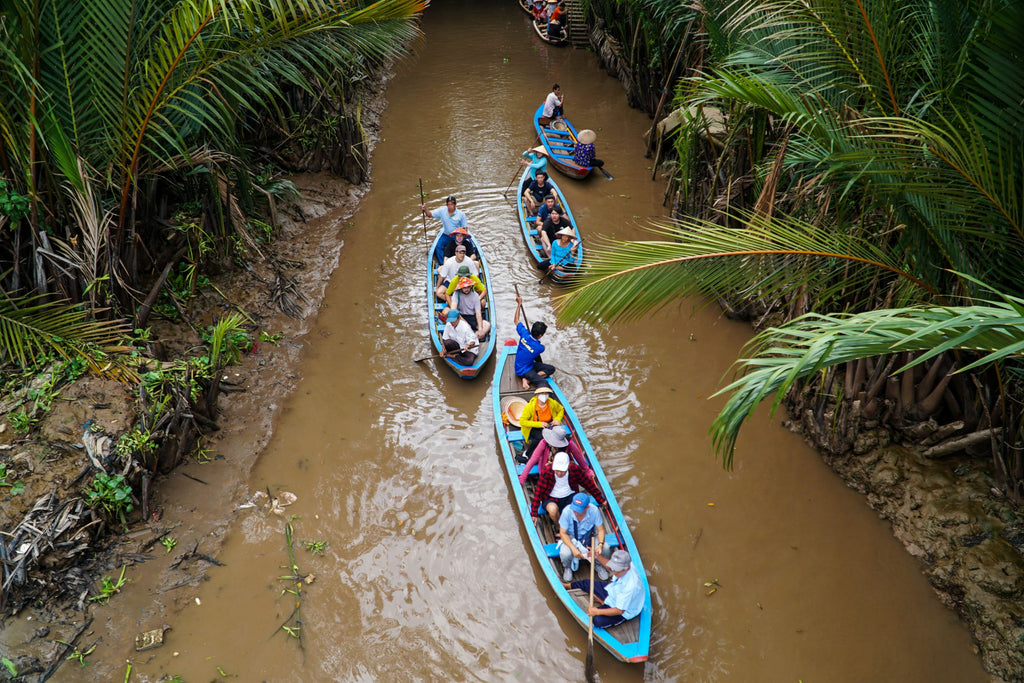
[531,145,546,156]
[501,396,528,427]
[534,386,553,395]
[552,451,570,471]
[452,227,469,236]
[542,425,570,448]
[456,265,472,276]
[446,309,460,322]
[555,227,576,238]
[456,277,474,289]
[570,493,590,514]
[607,549,631,572]
[577,129,597,144]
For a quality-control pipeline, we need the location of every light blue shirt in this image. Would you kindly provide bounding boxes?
[558,504,602,542]
[604,565,644,620]
[430,206,468,236]
[522,151,548,180]
[550,239,578,267]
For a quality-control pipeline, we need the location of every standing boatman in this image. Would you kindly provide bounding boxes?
[421,194,468,264]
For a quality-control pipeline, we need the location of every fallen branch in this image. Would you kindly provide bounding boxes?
[923,428,1003,459]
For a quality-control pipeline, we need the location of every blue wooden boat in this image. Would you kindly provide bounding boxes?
[534,104,592,180]
[426,230,496,379]
[491,342,652,662]
[515,166,582,282]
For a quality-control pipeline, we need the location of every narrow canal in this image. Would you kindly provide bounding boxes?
[106,2,986,681]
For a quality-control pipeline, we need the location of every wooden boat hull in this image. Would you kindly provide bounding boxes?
[534,105,592,179]
[491,343,652,662]
[516,167,582,283]
[531,16,568,46]
[426,231,496,379]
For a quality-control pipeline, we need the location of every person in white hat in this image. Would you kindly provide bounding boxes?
[569,549,644,628]
[572,129,603,169]
[540,226,580,274]
[521,145,548,181]
[529,450,606,525]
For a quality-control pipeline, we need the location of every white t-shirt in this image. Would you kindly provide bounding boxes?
[438,255,479,282]
[550,471,573,499]
[442,318,478,355]
[542,91,562,118]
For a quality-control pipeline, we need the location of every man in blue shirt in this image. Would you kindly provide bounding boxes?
[514,294,555,390]
[570,549,645,629]
[558,493,611,582]
[421,194,468,264]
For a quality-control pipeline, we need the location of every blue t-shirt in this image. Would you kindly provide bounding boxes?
[515,321,545,376]
[604,565,645,620]
[430,207,468,236]
[559,504,602,542]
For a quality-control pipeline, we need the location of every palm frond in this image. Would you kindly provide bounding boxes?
[556,211,936,325]
[0,295,133,376]
[711,296,1024,466]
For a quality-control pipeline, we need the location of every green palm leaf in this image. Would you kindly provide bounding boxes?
[0,295,133,375]
[711,296,1024,467]
[557,211,936,325]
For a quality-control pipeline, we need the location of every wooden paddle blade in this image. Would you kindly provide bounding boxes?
[598,167,614,180]
[585,646,596,682]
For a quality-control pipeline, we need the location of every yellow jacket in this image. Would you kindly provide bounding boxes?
[519,397,565,442]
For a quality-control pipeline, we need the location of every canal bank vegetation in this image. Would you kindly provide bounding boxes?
[0,0,425,673]
[572,0,1023,677]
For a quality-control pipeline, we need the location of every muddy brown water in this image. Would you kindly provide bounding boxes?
[64,3,988,681]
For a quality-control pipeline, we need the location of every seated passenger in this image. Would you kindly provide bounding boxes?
[435,247,478,300]
[440,309,478,365]
[443,227,478,260]
[529,451,606,525]
[522,171,554,216]
[441,277,490,340]
[534,194,561,229]
[539,227,580,274]
[570,550,645,629]
[518,386,563,455]
[518,425,592,481]
[540,207,573,257]
[558,493,612,582]
[573,129,603,168]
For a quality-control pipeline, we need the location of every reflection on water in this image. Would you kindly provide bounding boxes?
[123,2,986,682]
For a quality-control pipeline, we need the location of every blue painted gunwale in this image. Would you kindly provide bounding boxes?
[426,230,496,379]
[515,166,582,283]
[490,343,652,662]
[533,104,593,180]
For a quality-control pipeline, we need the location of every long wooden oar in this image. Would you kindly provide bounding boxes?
[585,536,597,682]
[418,178,429,245]
[413,345,469,363]
[502,165,522,198]
[513,283,531,329]
[538,237,584,284]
